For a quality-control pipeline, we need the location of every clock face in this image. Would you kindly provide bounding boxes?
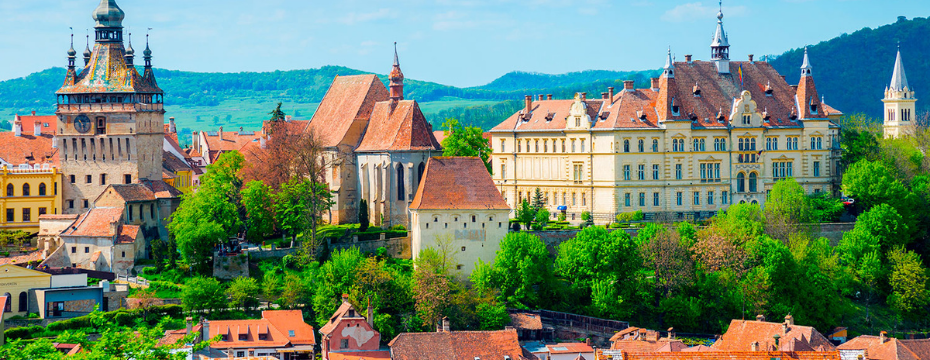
[74,115,91,133]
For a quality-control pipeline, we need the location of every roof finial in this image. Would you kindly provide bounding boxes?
[393,42,399,67]
[718,0,724,21]
[800,46,812,77]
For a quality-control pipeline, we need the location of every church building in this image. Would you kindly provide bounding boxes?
[883,47,917,139]
[489,7,843,222]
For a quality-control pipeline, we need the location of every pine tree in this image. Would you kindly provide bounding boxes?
[531,188,546,211]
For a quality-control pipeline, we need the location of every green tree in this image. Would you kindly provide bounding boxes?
[842,160,909,211]
[181,277,227,314]
[226,276,261,311]
[269,102,286,122]
[474,232,554,308]
[887,247,930,321]
[241,180,276,243]
[807,193,845,223]
[766,178,810,224]
[534,208,550,230]
[414,247,453,327]
[359,199,370,232]
[440,118,493,173]
[515,200,535,229]
[555,226,640,318]
[274,177,334,262]
[531,188,546,210]
[841,127,879,166]
[854,203,909,254]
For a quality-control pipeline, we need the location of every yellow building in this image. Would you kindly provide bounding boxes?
[0,116,63,234]
[0,264,52,319]
[489,10,843,222]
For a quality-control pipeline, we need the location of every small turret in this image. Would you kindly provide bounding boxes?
[67,34,77,70]
[800,47,812,77]
[710,1,730,74]
[125,32,135,66]
[662,47,675,78]
[389,42,404,104]
[83,35,92,66]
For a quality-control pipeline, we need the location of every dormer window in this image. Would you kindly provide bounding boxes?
[692,84,701,97]
[810,103,818,114]
[671,98,680,116]
[741,115,750,125]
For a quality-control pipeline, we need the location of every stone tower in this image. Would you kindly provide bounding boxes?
[56,0,165,214]
[883,46,917,139]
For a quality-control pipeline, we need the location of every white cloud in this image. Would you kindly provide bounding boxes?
[661,2,747,23]
[338,8,396,25]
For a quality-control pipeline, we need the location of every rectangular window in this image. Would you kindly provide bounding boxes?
[814,161,821,177]
[70,175,76,184]
[653,192,660,206]
[501,164,507,179]
[624,165,631,181]
[100,174,107,185]
[637,165,645,180]
[693,191,700,206]
[581,139,586,152]
[84,247,90,254]
[676,192,683,206]
[5,209,13,222]
[22,208,30,222]
[722,191,729,204]
[68,200,74,209]
[39,208,46,216]
[83,199,89,209]
[124,174,132,184]
[71,247,76,254]
[714,163,721,182]
[501,140,506,152]
[639,193,646,207]
[675,164,682,180]
[700,163,707,182]
[624,193,631,207]
[129,206,134,221]
[573,163,583,183]
[708,191,714,205]
[85,175,92,184]
[652,164,659,180]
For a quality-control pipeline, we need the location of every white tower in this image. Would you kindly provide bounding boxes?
[883,46,916,139]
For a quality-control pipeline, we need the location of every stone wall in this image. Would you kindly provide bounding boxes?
[213,253,248,280]
[330,237,411,259]
[248,248,296,260]
[805,222,855,245]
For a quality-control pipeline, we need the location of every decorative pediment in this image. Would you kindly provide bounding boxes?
[566,93,592,130]
[730,91,763,127]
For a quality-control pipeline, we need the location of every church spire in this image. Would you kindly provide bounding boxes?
[389,42,404,102]
[800,47,812,77]
[143,33,152,68]
[67,32,77,70]
[889,45,910,92]
[125,31,135,66]
[83,33,92,66]
[710,1,730,74]
[662,47,675,78]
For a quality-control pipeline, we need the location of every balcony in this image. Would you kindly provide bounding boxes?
[57,103,164,113]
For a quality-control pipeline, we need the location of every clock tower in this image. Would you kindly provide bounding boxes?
[56,0,165,214]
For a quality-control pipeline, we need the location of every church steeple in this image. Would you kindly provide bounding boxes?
[83,34,92,66]
[125,32,135,66]
[662,47,675,78]
[883,46,917,139]
[710,1,730,74]
[389,42,404,102]
[67,33,77,70]
[800,47,812,77]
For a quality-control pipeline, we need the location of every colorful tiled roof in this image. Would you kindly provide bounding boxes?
[388,329,533,360]
[711,319,835,352]
[308,75,389,148]
[61,207,124,237]
[0,132,59,166]
[58,42,161,94]
[355,100,441,152]
[838,336,930,360]
[409,157,509,211]
[617,351,840,360]
[202,131,260,153]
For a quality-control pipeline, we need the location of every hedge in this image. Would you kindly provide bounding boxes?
[357,230,407,241]
[4,325,46,340]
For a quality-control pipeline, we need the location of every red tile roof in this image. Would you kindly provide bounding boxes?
[356,100,441,152]
[616,351,840,360]
[711,319,835,352]
[491,99,607,132]
[0,132,59,166]
[433,130,447,146]
[17,115,58,135]
[409,157,509,211]
[548,343,594,354]
[117,225,140,244]
[61,207,124,237]
[509,312,543,330]
[329,351,392,360]
[163,151,192,173]
[388,329,534,360]
[202,131,260,153]
[207,310,316,350]
[0,251,44,266]
[308,75,389,148]
[156,324,203,347]
[320,301,357,336]
[261,310,316,346]
[838,336,930,360]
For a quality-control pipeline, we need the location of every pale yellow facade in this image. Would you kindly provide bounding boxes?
[0,264,52,319]
[0,166,63,234]
[491,93,841,223]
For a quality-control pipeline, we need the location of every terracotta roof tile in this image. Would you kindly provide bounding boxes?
[509,312,543,331]
[0,132,59,166]
[409,157,509,211]
[141,180,183,199]
[548,343,594,354]
[838,336,930,360]
[261,310,316,346]
[329,351,392,360]
[308,75,389,148]
[202,131,260,153]
[0,251,44,266]
[491,99,608,132]
[17,115,58,135]
[109,184,157,202]
[319,301,356,336]
[163,151,192,173]
[117,225,140,244]
[617,351,841,360]
[388,329,532,360]
[711,319,835,352]
[356,100,441,152]
[61,207,124,237]
[433,130,447,145]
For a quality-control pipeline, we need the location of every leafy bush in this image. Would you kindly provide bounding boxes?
[4,325,45,340]
[389,224,407,231]
[609,223,622,229]
[581,211,591,221]
[615,210,644,223]
[558,212,567,222]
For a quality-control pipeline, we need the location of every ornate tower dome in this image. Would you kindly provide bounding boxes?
[93,0,125,28]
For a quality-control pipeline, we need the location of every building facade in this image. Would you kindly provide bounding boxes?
[883,47,917,139]
[55,0,165,215]
[0,116,63,233]
[489,10,842,222]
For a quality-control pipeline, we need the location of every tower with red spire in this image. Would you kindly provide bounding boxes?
[389,42,404,104]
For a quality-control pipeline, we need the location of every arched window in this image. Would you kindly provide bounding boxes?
[652,139,659,152]
[737,172,746,193]
[638,139,644,152]
[39,183,46,196]
[749,172,758,193]
[417,162,426,189]
[623,140,630,153]
[18,292,26,312]
[3,293,10,312]
[22,183,29,197]
[396,163,405,201]
[5,184,12,197]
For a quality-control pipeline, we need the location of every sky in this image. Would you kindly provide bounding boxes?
[0,0,925,87]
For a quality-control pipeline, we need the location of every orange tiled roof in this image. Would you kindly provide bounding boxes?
[0,251,44,266]
[261,310,316,346]
[206,310,315,350]
[388,329,532,360]
[838,336,930,360]
[617,351,840,360]
[329,351,392,360]
[17,115,58,134]
[320,301,357,336]
[156,324,203,347]
[711,319,835,352]
[409,157,509,211]
[548,343,594,354]
[509,312,543,331]
[61,207,124,237]
[491,99,607,132]
[308,75,389,148]
[0,132,59,166]
[117,225,140,244]
[202,131,260,153]
[356,100,441,152]
[433,130,447,146]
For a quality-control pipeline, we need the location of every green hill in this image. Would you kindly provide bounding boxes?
[769,16,930,119]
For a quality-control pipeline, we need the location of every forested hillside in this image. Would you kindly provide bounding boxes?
[770,16,930,118]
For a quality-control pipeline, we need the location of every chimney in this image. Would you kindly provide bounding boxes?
[546,94,552,100]
[186,317,193,335]
[31,111,36,116]
[13,115,22,137]
[668,327,675,339]
[756,314,765,322]
[342,293,350,304]
[367,299,374,327]
[782,321,788,333]
[218,126,224,141]
[784,314,794,326]
[586,338,593,347]
[524,95,533,113]
[748,54,754,62]
[623,80,635,92]
[260,136,267,149]
[751,342,759,352]
[201,317,210,342]
[880,331,887,343]
[442,317,450,332]
[608,87,614,100]
[538,94,544,101]
[601,92,608,100]
[109,221,118,236]
[581,92,587,101]
[651,78,660,90]
[168,117,176,133]
[192,131,200,152]
[685,55,692,64]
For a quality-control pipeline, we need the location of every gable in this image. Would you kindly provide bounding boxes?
[0,264,52,280]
